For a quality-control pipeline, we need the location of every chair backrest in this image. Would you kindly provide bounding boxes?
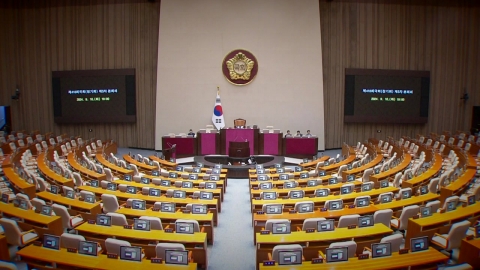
[392,172,402,188]
[426,200,441,213]
[362,168,373,182]
[104,168,114,182]
[442,195,459,210]
[397,205,420,230]
[155,243,185,259]
[337,214,360,228]
[294,201,314,213]
[302,218,326,231]
[101,194,119,213]
[52,204,73,229]
[234,118,246,127]
[31,198,46,211]
[0,218,24,246]
[130,164,139,176]
[106,213,128,226]
[105,238,130,255]
[373,209,393,228]
[139,216,163,230]
[381,234,403,252]
[444,220,471,250]
[329,241,357,258]
[60,233,86,249]
[0,261,18,270]
[272,244,303,262]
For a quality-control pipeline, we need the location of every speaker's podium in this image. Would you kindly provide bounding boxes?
[229,141,250,157]
[163,144,176,161]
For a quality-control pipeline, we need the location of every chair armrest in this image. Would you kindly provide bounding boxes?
[363,247,372,252]
[433,233,448,239]
[391,216,400,221]
[21,229,37,235]
[188,250,193,262]
[164,225,170,229]
[267,252,273,261]
[200,227,205,233]
[318,250,325,258]
[296,226,301,232]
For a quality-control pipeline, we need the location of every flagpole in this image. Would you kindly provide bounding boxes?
[217,86,219,96]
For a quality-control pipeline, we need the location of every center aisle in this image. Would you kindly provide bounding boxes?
[207,178,256,270]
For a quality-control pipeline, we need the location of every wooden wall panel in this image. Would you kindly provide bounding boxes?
[321,0,480,148]
[0,0,159,148]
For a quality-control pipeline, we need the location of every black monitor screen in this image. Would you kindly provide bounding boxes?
[43,234,60,250]
[149,188,160,197]
[78,241,98,256]
[133,219,150,231]
[371,242,391,258]
[192,204,208,214]
[120,246,142,262]
[344,68,430,124]
[278,250,302,265]
[272,223,290,234]
[358,216,374,227]
[326,247,348,262]
[176,222,194,234]
[165,250,188,265]
[96,215,111,226]
[410,236,429,252]
[161,202,175,213]
[52,69,136,124]
[266,204,282,214]
[317,220,335,232]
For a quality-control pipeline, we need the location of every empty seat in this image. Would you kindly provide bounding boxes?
[337,214,360,228]
[373,209,393,228]
[390,205,419,230]
[155,243,187,260]
[431,220,471,251]
[0,218,39,247]
[101,194,120,213]
[329,241,357,258]
[301,218,326,231]
[139,216,163,230]
[52,204,84,230]
[106,213,128,226]
[271,244,303,262]
[426,200,441,213]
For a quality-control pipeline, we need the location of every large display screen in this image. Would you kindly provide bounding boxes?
[52,69,136,124]
[344,69,430,124]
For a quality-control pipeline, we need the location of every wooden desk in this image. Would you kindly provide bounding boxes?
[439,169,477,203]
[149,155,178,170]
[78,186,219,224]
[256,223,393,267]
[373,193,440,213]
[251,187,399,212]
[123,154,157,171]
[250,180,364,198]
[459,238,480,269]
[258,247,448,270]
[36,152,75,187]
[2,167,36,199]
[17,245,197,270]
[76,223,208,269]
[318,154,357,173]
[0,202,63,237]
[67,152,106,180]
[402,153,443,190]
[406,203,480,249]
[96,153,133,175]
[370,153,412,183]
[131,174,226,195]
[36,191,102,220]
[342,153,384,180]
[115,208,215,243]
[299,156,330,170]
[0,234,9,261]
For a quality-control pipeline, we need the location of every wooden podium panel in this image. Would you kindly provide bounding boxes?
[259,132,282,155]
[283,137,318,158]
[220,128,259,155]
[162,136,197,157]
[197,132,220,155]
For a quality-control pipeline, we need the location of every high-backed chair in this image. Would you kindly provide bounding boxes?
[101,194,120,213]
[301,218,326,231]
[373,209,393,228]
[390,205,419,230]
[294,201,314,213]
[175,219,200,233]
[60,233,102,253]
[426,200,441,214]
[329,241,357,258]
[155,243,188,260]
[441,196,459,211]
[431,220,471,251]
[31,198,46,212]
[52,204,84,230]
[106,213,128,226]
[139,216,163,230]
[331,165,347,178]
[265,219,290,232]
[337,214,360,228]
[129,164,145,177]
[460,186,480,202]
[15,193,32,209]
[234,118,246,127]
[0,218,39,247]
[360,168,374,183]
[428,178,440,193]
[0,261,18,270]
[105,238,131,256]
[390,172,402,188]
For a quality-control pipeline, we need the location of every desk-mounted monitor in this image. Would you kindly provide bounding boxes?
[124,175,132,182]
[84,194,95,203]
[182,181,193,188]
[161,202,175,213]
[96,214,112,226]
[446,201,457,212]
[189,174,198,180]
[307,180,317,187]
[326,247,348,263]
[355,196,370,207]
[420,206,432,217]
[340,185,353,195]
[278,250,302,265]
[200,191,213,200]
[212,168,221,175]
[318,170,327,177]
[169,172,178,178]
[324,161,330,167]
[131,200,146,210]
[165,250,189,265]
[160,180,170,186]
[126,186,137,194]
[294,166,302,172]
[317,219,334,232]
[192,167,201,173]
[467,195,476,205]
[361,183,373,192]
[65,190,75,199]
[289,190,304,199]
[279,174,289,180]
[401,189,412,199]
[90,180,99,187]
[300,172,309,179]
[176,222,194,234]
[262,192,277,200]
[205,182,217,189]
[50,185,59,194]
[43,234,60,250]
[298,202,314,213]
[258,175,268,181]
[347,164,353,170]
[140,177,149,184]
[0,194,8,204]
[380,193,392,203]
[371,242,391,258]
[133,219,150,231]
[329,177,338,185]
[173,190,186,199]
[149,188,160,197]
[96,167,103,174]
[358,215,374,227]
[196,162,204,168]
[192,204,208,214]
[256,169,265,175]
[272,223,291,234]
[277,168,285,173]
[374,168,381,175]
[475,224,480,238]
[18,199,29,210]
[328,200,343,211]
[274,163,282,169]
[379,180,389,188]
[41,205,53,216]
[120,246,142,262]
[106,183,117,191]
[419,185,428,195]
[283,181,296,189]
[410,236,429,252]
[210,175,220,181]
[315,189,329,197]
[265,204,282,214]
[256,164,264,170]
[151,170,160,176]
[78,241,98,256]
[176,166,184,172]
[346,175,355,182]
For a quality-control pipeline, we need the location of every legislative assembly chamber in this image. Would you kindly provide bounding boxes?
[0,0,480,270]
